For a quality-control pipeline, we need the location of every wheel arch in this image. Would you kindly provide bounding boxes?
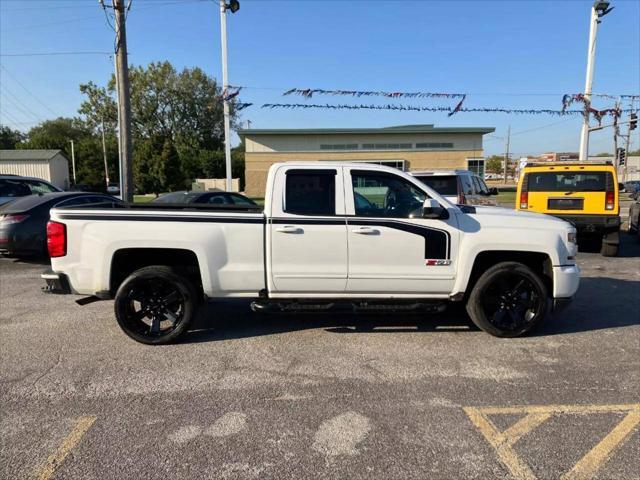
[109,248,204,299]
[458,250,553,299]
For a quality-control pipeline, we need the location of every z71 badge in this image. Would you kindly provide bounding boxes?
[425,259,452,266]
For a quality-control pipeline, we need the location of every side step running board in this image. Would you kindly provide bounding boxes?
[251,299,447,314]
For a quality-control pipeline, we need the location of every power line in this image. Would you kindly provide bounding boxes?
[0,84,43,121]
[0,66,58,116]
[0,51,113,57]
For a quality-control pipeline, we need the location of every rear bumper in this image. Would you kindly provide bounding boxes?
[554,214,620,235]
[552,297,574,312]
[41,269,72,294]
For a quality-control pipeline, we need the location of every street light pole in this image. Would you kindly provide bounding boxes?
[219,0,233,192]
[579,1,613,161]
[69,140,76,185]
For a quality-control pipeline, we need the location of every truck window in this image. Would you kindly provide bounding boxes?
[460,175,475,195]
[351,171,426,218]
[285,169,336,216]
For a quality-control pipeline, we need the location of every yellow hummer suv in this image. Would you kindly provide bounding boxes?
[516,161,620,256]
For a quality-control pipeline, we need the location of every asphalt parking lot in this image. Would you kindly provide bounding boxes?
[1,235,639,479]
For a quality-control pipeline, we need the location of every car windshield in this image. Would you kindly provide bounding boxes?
[414,175,458,196]
[0,178,58,197]
[527,172,611,192]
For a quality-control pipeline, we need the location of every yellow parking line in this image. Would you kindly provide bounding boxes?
[35,415,96,480]
[464,407,538,480]
[465,404,640,480]
[562,410,640,480]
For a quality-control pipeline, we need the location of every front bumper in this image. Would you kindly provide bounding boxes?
[555,214,620,236]
[552,264,580,301]
[41,269,72,294]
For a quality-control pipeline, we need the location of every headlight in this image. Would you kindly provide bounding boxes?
[568,231,577,244]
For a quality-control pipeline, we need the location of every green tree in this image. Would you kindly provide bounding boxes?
[486,155,503,174]
[0,125,25,149]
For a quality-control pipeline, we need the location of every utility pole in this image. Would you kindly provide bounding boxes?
[579,1,614,161]
[69,140,76,185]
[613,99,620,174]
[503,125,511,185]
[219,0,240,192]
[101,116,110,188]
[623,98,635,181]
[113,0,133,202]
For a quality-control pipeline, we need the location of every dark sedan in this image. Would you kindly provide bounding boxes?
[152,190,258,206]
[0,192,123,257]
[628,190,640,241]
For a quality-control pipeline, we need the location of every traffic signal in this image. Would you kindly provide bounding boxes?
[617,148,626,166]
[630,113,637,131]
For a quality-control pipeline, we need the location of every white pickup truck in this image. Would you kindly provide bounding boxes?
[42,162,580,344]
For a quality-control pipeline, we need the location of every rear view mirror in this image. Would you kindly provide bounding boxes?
[618,183,625,192]
[423,198,447,219]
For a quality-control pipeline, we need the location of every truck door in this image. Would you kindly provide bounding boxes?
[268,167,348,293]
[345,168,459,294]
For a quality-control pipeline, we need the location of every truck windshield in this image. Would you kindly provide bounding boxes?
[527,172,610,192]
[413,175,458,196]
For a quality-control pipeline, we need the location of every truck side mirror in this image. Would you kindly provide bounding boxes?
[423,198,447,219]
[489,187,499,195]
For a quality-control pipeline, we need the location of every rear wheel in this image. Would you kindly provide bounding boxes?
[114,265,199,345]
[466,262,548,338]
[600,232,619,257]
[628,212,637,234]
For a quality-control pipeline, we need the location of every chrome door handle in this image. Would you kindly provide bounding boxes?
[276,225,302,233]
[352,226,378,234]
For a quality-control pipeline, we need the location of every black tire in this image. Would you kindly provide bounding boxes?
[600,241,619,257]
[466,262,548,338]
[114,265,199,345]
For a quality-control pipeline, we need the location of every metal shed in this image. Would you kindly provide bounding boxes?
[0,149,70,189]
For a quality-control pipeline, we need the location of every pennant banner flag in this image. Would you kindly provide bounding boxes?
[282,88,466,100]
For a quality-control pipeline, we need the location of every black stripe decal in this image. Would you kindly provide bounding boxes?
[57,214,265,224]
[348,218,451,260]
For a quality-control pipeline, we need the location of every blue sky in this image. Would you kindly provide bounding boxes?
[1,0,639,157]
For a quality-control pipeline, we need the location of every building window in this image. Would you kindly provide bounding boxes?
[467,158,486,179]
[361,143,412,150]
[347,159,406,171]
[415,142,454,149]
[319,144,358,150]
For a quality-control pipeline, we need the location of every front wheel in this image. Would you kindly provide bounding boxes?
[466,262,548,338]
[114,266,199,345]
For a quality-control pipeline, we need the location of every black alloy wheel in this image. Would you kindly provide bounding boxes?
[114,266,199,344]
[466,262,548,337]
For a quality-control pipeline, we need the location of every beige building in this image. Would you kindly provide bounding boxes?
[539,152,579,162]
[239,124,495,197]
[0,149,70,189]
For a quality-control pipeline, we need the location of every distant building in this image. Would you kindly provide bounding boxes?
[239,124,495,197]
[0,149,70,189]
[539,152,579,162]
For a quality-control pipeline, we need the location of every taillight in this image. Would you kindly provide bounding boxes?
[458,192,466,205]
[520,173,529,209]
[605,191,614,210]
[0,214,29,225]
[47,221,66,258]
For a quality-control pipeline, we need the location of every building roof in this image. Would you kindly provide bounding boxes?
[238,124,495,137]
[0,149,67,161]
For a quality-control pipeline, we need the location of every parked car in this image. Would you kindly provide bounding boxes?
[410,170,498,206]
[0,175,62,206]
[43,162,579,344]
[623,180,640,194]
[0,192,123,257]
[516,161,620,256]
[152,190,258,206]
[107,183,120,195]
